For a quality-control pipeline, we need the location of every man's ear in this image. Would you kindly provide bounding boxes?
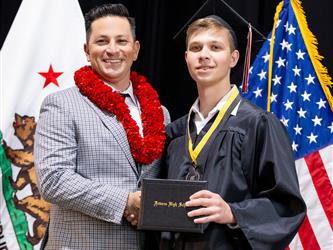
[230,49,240,68]
[84,43,90,62]
[133,40,140,61]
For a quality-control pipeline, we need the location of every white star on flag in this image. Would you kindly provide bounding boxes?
[275,57,286,68]
[305,74,315,84]
[295,49,305,60]
[297,108,307,118]
[257,70,267,80]
[262,52,269,63]
[280,39,292,52]
[272,75,282,85]
[262,52,270,63]
[312,115,322,126]
[280,116,289,127]
[288,82,297,93]
[253,87,263,97]
[316,98,326,109]
[287,24,296,35]
[292,141,298,151]
[307,133,318,143]
[301,91,311,101]
[271,93,278,103]
[294,124,302,135]
[328,122,333,133]
[284,99,294,110]
[292,65,301,76]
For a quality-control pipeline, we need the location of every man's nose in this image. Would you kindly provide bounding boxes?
[106,42,120,53]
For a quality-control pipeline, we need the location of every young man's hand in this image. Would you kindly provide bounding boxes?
[185,190,236,225]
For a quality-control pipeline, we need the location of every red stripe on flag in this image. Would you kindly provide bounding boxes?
[304,151,333,230]
[298,215,320,250]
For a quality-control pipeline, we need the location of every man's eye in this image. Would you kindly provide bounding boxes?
[96,40,107,45]
[118,39,128,45]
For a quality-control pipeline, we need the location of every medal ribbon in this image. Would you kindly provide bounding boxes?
[187,87,239,166]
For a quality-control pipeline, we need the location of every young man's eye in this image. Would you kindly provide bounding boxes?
[189,46,201,52]
[211,45,222,50]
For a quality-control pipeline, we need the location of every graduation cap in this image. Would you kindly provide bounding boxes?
[173,0,266,92]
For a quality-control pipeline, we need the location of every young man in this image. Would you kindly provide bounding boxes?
[165,11,306,250]
[34,3,169,249]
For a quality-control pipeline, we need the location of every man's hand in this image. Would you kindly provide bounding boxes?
[124,191,141,226]
[185,190,236,225]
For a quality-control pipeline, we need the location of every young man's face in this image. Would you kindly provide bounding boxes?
[185,27,239,87]
[84,16,140,85]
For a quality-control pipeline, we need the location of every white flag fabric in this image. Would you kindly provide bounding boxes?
[0,0,86,249]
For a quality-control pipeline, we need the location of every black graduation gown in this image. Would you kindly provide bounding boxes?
[164,97,306,250]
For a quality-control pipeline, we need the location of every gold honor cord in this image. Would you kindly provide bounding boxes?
[187,87,240,166]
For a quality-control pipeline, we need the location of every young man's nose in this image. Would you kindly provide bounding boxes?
[198,46,211,60]
[198,54,211,63]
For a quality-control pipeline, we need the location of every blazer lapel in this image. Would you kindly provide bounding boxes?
[80,93,138,176]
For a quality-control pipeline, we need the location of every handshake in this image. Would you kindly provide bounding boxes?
[123,191,141,226]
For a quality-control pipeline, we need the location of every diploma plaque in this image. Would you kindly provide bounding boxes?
[138,178,208,233]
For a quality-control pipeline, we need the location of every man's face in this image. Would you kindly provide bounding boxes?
[185,27,239,87]
[84,16,140,86]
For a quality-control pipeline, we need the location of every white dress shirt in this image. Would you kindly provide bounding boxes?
[190,85,241,134]
[108,82,143,136]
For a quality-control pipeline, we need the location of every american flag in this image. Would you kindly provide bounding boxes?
[241,0,333,249]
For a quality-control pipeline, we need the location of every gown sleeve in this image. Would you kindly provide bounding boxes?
[229,111,306,249]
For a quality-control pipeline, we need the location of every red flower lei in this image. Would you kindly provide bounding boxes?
[74,66,166,165]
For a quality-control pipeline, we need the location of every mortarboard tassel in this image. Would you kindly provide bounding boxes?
[242,24,253,93]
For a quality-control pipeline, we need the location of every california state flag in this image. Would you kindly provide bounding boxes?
[0,0,86,249]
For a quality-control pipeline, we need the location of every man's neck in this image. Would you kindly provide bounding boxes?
[102,72,131,92]
[104,79,130,92]
[197,82,232,118]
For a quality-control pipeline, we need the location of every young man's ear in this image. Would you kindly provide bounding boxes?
[230,49,240,68]
[84,43,90,62]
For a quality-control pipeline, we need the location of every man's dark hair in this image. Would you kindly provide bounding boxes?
[84,3,136,41]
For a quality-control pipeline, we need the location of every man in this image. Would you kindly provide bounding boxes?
[164,3,306,249]
[34,3,169,249]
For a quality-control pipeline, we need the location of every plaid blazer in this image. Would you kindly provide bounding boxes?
[34,87,170,250]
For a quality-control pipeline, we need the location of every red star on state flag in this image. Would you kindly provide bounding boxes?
[38,64,63,88]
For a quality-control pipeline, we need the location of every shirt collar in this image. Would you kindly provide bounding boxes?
[106,81,136,104]
[191,85,240,121]
[120,82,136,103]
